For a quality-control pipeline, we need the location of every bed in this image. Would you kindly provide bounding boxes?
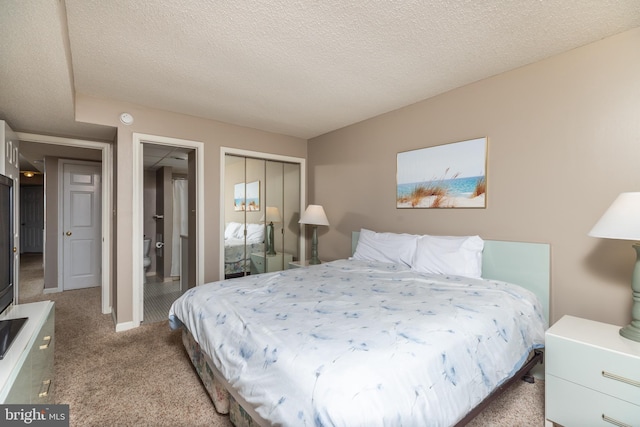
[224,222,265,277]
[170,229,549,426]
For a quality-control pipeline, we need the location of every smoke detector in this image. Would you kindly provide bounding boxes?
[119,112,134,125]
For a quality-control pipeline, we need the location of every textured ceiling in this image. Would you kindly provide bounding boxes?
[1,0,639,142]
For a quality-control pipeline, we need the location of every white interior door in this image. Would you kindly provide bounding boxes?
[62,162,101,290]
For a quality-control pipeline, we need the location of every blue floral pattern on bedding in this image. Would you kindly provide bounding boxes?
[169,259,546,426]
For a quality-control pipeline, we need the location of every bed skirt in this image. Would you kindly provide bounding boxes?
[182,329,260,427]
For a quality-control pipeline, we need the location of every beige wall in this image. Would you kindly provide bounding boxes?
[308,28,640,327]
[75,95,306,327]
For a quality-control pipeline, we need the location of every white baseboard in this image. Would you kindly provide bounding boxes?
[115,319,136,332]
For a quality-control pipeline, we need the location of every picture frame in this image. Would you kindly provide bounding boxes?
[396,137,487,209]
[234,180,261,211]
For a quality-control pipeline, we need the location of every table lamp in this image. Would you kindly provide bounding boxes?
[589,192,640,342]
[299,205,329,265]
[260,206,281,256]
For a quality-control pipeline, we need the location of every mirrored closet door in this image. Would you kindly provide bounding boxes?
[223,154,301,278]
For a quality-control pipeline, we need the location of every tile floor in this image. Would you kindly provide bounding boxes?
[143,275,183,324]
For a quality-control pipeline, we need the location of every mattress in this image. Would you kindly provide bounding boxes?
[169,259,546,426]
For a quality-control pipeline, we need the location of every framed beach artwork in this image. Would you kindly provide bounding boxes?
[234,180,261,211]
[396,137,487,209]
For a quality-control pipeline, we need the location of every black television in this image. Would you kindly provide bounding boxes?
[0,173,26,360]
[0,172,14,315]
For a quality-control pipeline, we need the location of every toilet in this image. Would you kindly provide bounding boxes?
[143,238,152,284]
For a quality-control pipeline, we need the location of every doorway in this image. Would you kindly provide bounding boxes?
[141,143,192,323]
[133,133,204,327]
[19,183,44,302]
[15,133,112,313]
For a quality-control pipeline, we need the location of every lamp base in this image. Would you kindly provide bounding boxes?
[620,324,640,342]
[309,225,320,265]
[266,222,276,256]
[622,243,640,343]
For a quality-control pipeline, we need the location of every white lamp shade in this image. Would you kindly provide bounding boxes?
[589,192,640,240]
[260,206,282,223]
[299,205,329,226]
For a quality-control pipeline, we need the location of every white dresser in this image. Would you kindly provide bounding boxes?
[545,315,640,427]
[0,301,55,404]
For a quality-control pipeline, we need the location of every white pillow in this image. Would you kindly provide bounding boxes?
[353,228,419,266]
[245,223,265,243]
[411,235,484,278]
[233,224,247,240]
[224,222,242,240]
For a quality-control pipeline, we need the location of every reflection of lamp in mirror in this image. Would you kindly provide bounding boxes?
[260,207,281,256]
[589,192,640,342]
[299,205,329,265]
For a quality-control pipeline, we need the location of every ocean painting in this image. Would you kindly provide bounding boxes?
[397,137,487,208]
[234,180,260,211]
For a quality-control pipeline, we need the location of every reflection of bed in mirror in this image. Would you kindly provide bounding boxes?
[224,222,264,278]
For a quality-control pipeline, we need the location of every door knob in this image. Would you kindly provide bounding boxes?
[66,231,72,236]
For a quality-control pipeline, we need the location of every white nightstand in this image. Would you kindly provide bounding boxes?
[545,315,640,427]
[288,260,323,269]
[250,252,293,274]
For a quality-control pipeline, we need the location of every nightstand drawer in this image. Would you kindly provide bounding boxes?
[251,256,265,269]
[546,332,640,404]
[546,374,640,427]
[250,252,293,274]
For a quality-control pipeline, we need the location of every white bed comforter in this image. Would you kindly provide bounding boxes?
[169,259,546,427]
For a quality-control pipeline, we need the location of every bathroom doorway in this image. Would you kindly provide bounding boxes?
[133,133,204,327]
[141,143,193,323]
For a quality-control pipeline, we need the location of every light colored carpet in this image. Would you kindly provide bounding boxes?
[19,254,545,426]
[18,253,46,302]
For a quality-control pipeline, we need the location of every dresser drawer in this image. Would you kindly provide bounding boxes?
[546,332,640,404]
[0,302,55,404]
[546,374,640,427]
[31,307,54,404]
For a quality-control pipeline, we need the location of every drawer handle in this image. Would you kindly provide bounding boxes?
[602,370,640,388]
[39,336,51,350]
[39,335,52,350]
[602,414,631,427]
[38,379,51,398]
